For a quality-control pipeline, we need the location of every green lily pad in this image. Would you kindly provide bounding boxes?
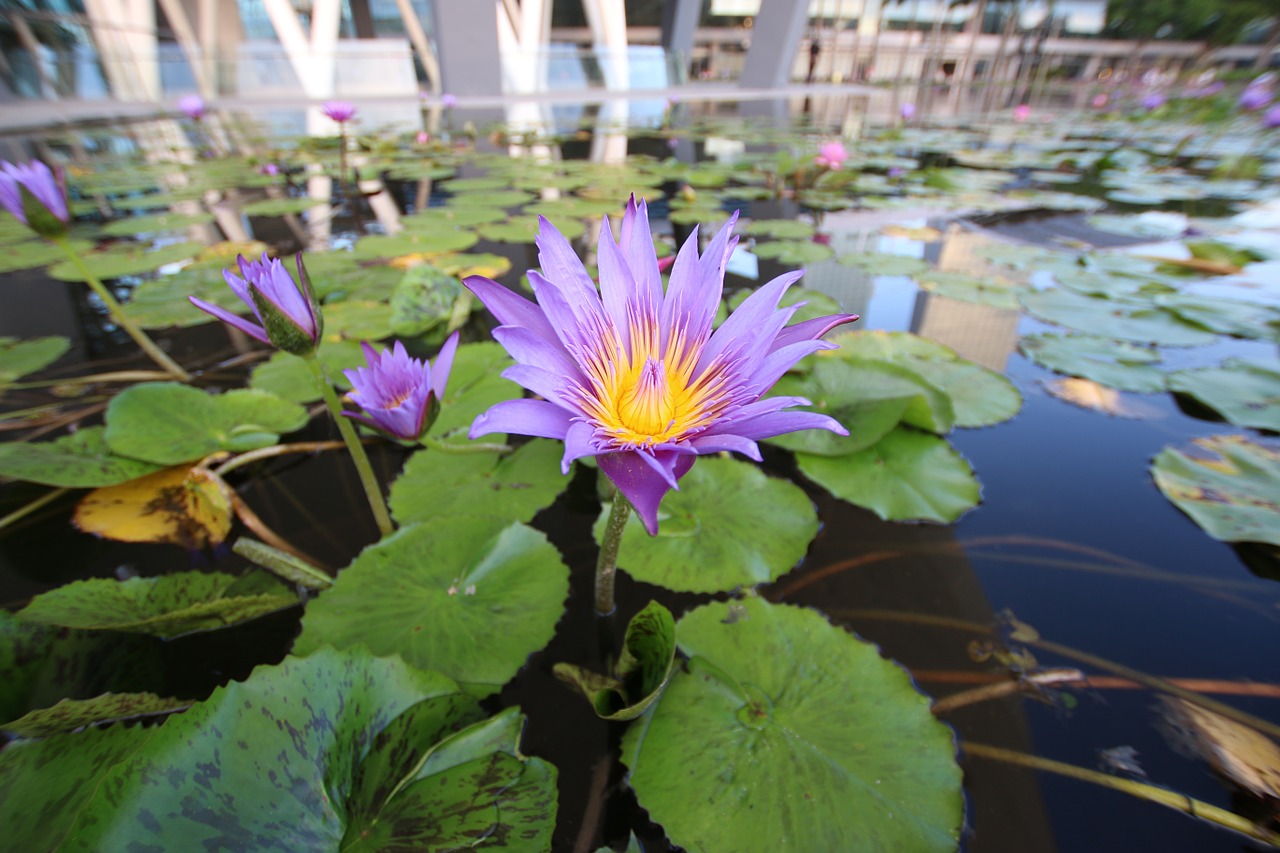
[389,264,463,336]
[899,357,1022,428]
[0,426,163,487]
[668,205,732,227]
[320,300,395,341]
[554,600,677,721]
[1168,359,1280,430]
[402,206,507,229]
[524,196,625,220]
[446,189,533,208]
[1020,334,1166,393]
[479,215,585,244]
[443,177,510,192]
[593,456,818,593]
[0,647,555,851]
[751,240,834,265]
[915,271,1025,310]
[350,230,479,261]
[239,196,325,216]
[16,571,298,639]
[296,253,405,302]
[2,692,189,738]
[1154,292,1280,340]
[1020,288,1217,346]
[0,336,70,384]
[1152,435,1280,546]
[389,440,567,526]
[797,427,981,522]
[124,265,246,328]
[424,342,521,441]
[622,598,963,853]
[104,382,309,465]
[743,219,815,240]
[98,211,214,237]
[825,329,958,363]
[838,252,930,276]
[0,239,93,274]
[295,518,568,697]
[47,241,203,282]
[248,340,365,403]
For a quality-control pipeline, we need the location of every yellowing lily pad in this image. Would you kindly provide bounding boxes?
[73,465,231,549]
[1152,435,1280,546]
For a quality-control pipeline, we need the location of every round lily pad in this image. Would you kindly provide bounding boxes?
[295,518,568,696]
[1168,359,1280,431]
[826,329,958,363]
[915,271,1025,310]
[0,336,70,384]
[479,215,585,244]
[751,240,834,265]
[837,252,930,276]
[797,427,981,523]
[0,239,93,274]
[622,598,963,853]
[742,219,815,240]
[124,267,243,328]
[1154,292,1280,341]
[98,211,214,237]
[239,196,325,216]
[402,206,507,229]
[351,231,479,261]
[321,300,396,341]
[899,356,1022,428]
[1020,288,1217,346]
[1152,435,1280,546]
[424,342,521,442]
[47,241,204,282]
[593,456,818,593]
[0,426,162,487]
[1019,333,1166,393]
[248,340,365,403]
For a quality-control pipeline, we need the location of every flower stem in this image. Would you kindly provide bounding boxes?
[52,236,192,381]
[595,494,632,616]
[419,435,511,455]
[303,352,395,538]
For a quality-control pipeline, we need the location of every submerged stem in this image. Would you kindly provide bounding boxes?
[0,487,70,531]
[52,236,191,381]
[303,352,395,538]
[963,741,1280,848]
[595,494,632,616]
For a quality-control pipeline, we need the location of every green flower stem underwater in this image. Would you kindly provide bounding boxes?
[302,351,395,537]
[51,236,191,381]
[595,493,633,615]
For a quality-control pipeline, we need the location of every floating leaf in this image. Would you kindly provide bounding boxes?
[424,342,521,441]
[825,329,958,363]
[554,600,677,721]
[1044,377,1159,417]
[389,264,463,336]
[1152,435,1280,546]
[47,241,203,281]
[1158,696,1280,800]
[0,336,70,385]
[390,440,566,526]
[916,271,1024,309]
[1154,292,1280,341]
[295,518,568,696]
[73,465,231,549]
[98,211,214,237]
[321,300,396,341]
[248,340,364,403]
[751,239,834,265]
[16,571,298,638]
[2,692,189,738]
[797,427,980,522]
[0,239,92,274]
[446,189,533,208]
[623,598,963,853]
[479,215,585,244]
[593,457,818,593]
[0,427,163,487]
[900,357,1022,428]
[104,382,308,465]
[351,230,479,261]
[124,266,243,328]
[239,196,325,216]
[838,252,930,276]
[1020,288,1217,346]
[403,206,506,229]
[743,219,815,239]
[0,648,555,851]
[1168,359,1280,431]
[1020,334,1166,393]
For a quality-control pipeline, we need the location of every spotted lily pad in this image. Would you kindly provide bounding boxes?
[104,382,308,465]
[389,264,463,336]
[1020,333,1166,393]
[796,427,981,522]
[0,427,163,487]
[1152,435,1280,546]
[554,600,677,721]
[2,692,189,738]
[1168,359,1280,430]
[622,598,963,853]
[593,457,818,593]
[16,571,298,638]
[0,336,70,384]
[295,518,568,697]
[73,465,231,549]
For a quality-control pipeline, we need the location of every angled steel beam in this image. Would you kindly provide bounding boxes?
[740,0,811,88]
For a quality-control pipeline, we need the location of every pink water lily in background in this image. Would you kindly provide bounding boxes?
[191,253,322,355]
[1013,104,1031,122]
[0,159,69,236]
[321,100,358,123]
[464,197,858,535]
[178,94,206,120]
[815,140,849,169]
[343,335,459,442]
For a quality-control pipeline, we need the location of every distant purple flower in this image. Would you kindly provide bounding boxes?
[900,102,916,121]
[191,253,322,355]
[1092,93,1109,109]
[1239,86,1273,112]
[416,130,430,144]
[321,100,357,123]
[178,94,206,120]
[1265,106,1280,129]
[1014,104,1031,122]
[343,335,459,441]
[463,197,858,535]
[0,159,70,237]
[887,167,905,178]
[1142,93,1166,111]
[441,93,458,109]
[259,163,279,176]
[1194,82,1225,98]
[815,140,848,169]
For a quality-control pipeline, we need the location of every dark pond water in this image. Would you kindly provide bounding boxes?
[2,94,1279,851]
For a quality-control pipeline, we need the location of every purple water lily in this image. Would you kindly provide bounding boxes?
[464,197,858,535]
[321,100,358,123]
[900,102,917,121]
[1239,86,1273,112]
[178,94,206,120]
[190,253,322,355]
[1265,106,1280,130]
[441,93,458,109]
[1142,93,1166,111]
[343,335,459,442]
[0,159,70,237]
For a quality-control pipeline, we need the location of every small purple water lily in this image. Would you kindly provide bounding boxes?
[1265,106,1280,130]
[1142,93,1166,111]
[900,102,917,121]
[441,93,458,109]
[1239,86,1273,112]
[178,94,206,120]
[464,197,858,535]
[342,335,460,442]
[0,159,70,237]
[191,253,322,355]
[321,100,357,123]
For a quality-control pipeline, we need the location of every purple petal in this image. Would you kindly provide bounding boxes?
[189,296,270,343]
[769,313,859,353]
[463,276,558,342]
[596,215,643,352]
[0,168,23,223]
[617,197,663,315]
[527,270,611,360]
[687,433,762,460]
[745,339,839,396]
[492,325,583,381]
[719,409,849,441]
[430,331,460,400]
[598,450,695,536]
[501,364,572,404]
[469,398,572,440]
[694,271,803,377]
[562,420,605,472]
[535,215,601,309]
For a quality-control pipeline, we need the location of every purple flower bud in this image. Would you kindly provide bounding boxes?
[259,163,280,176]
[342,334,459,442]
[0,159,70,238]
[1142,93,1166,111]
[1239,86,1273,112]
[1265,106,1280,129]
[191,252,323,355]
[321,100,358,123]
[900,102,916,121]
[178,94,206,120]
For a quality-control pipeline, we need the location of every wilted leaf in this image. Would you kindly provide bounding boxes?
[74,465,231,548]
